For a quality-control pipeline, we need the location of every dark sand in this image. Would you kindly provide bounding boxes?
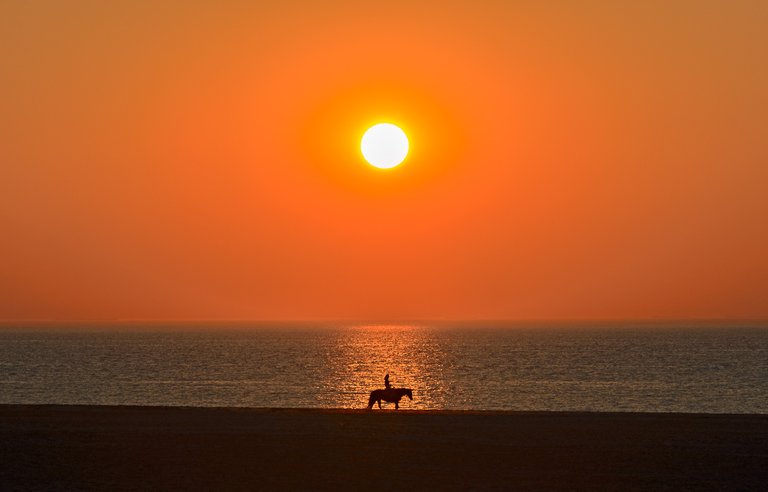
[0,406,766,491]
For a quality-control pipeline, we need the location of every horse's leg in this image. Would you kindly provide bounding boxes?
[395,400,399,410]
[377,399,382,409]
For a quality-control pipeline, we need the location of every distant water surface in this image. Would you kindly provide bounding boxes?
[0,322,766,413]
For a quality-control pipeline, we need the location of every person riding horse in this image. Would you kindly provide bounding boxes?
[368,374,413,410]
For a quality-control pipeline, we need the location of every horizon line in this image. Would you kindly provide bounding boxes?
[1,317,767,325]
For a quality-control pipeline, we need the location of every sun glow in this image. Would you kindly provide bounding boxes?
[360,123,409,169]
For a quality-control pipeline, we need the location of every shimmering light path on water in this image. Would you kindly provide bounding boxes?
[0,323,766,412]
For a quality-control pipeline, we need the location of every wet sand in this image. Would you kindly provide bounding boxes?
[0,405,766,490]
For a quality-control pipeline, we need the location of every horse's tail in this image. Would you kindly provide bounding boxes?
[367,390,377,410]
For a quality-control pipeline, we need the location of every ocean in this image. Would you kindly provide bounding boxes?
[1,322,766,413]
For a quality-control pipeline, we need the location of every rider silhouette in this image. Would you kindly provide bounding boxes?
[384,373,391,390]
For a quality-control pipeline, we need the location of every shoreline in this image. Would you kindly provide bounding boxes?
[2,403,767,416]
[1,405,766,490]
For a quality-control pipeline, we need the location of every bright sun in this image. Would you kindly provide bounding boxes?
[361,123,409,169]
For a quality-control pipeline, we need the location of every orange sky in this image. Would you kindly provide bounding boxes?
[1,1,767,321]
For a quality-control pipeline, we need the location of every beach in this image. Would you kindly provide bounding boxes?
[0,405,765,490]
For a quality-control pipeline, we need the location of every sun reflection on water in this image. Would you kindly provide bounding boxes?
[318,324,448,409]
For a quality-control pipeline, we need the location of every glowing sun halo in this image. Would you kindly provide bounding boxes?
[361,123,409,169]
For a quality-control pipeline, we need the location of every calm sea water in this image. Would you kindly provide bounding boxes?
[0,322,766,413]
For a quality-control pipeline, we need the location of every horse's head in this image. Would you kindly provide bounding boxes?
[404,388,413,400]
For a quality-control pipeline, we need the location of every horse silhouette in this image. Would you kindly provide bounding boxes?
[367,387,413,410]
